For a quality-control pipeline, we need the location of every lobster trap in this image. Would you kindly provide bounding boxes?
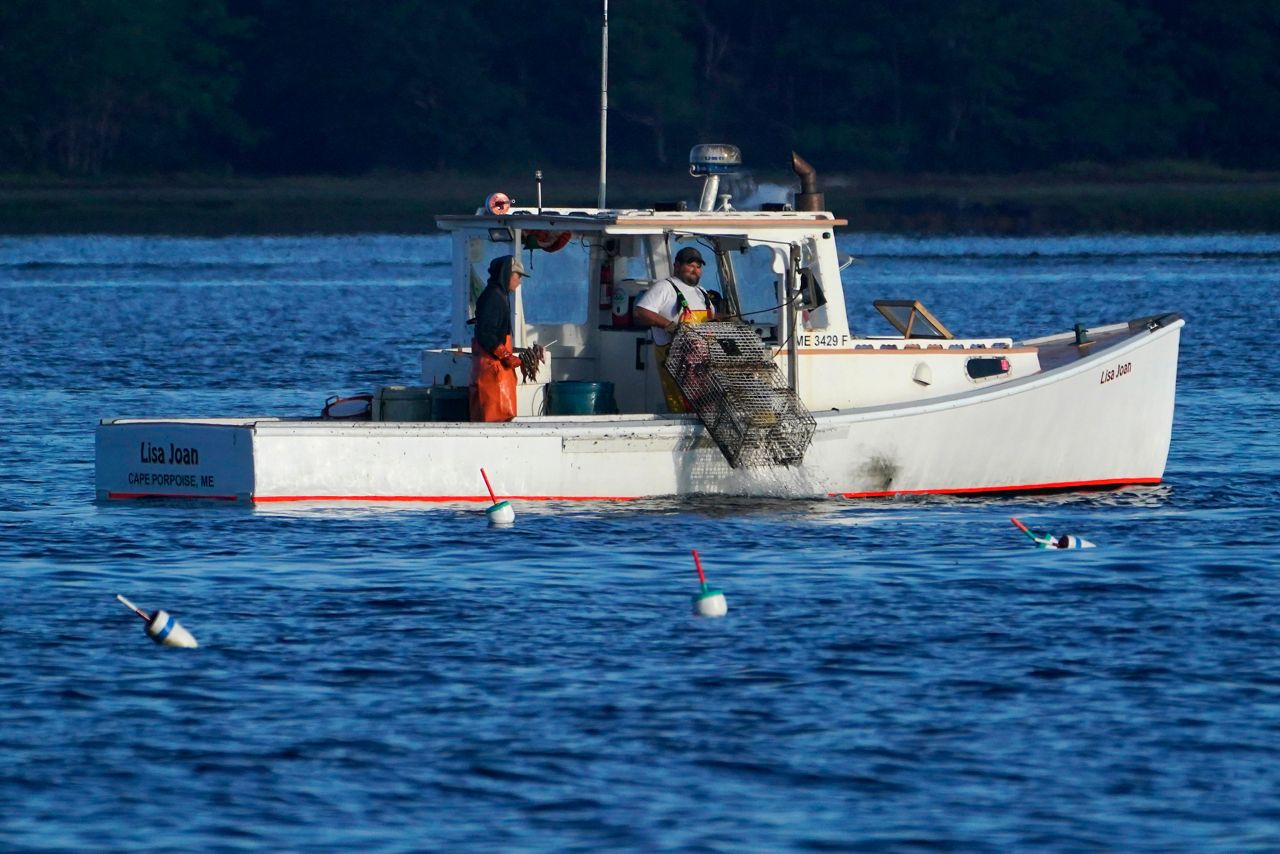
[665,321,816,468]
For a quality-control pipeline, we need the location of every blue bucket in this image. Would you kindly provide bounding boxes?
[545,381,617,415]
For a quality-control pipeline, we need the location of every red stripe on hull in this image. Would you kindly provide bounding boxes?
[252,494,643,503]
[831,477,1161,499]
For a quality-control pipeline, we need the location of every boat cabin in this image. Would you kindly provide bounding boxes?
[424,146,1034,419]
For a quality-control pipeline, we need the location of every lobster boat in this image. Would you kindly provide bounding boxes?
[95,146,1183,503]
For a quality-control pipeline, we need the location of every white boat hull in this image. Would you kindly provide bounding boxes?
[95,318,1181,502]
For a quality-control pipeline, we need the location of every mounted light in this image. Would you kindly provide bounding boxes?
[689,144,742,176]
[484,192,513,215]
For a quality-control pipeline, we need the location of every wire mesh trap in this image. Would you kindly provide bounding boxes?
[665,321,816,468]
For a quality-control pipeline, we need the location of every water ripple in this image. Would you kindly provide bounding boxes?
[1,234,1279,850]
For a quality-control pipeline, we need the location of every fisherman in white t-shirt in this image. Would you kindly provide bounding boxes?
[633,246,716,412]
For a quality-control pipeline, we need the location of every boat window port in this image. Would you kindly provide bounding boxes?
[966,357,1012,379]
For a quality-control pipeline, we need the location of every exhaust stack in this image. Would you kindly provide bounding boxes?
[791,152,825,212]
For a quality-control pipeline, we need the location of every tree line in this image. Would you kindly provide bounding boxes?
[1,0,1277,177]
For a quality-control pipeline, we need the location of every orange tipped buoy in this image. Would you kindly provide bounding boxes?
[1011,517,1096,549]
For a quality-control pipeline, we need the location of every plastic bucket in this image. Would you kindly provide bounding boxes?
[430,386,470,422]
[545,381,617,415]
[322,393,372,420]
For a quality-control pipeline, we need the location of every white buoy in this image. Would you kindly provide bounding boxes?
[486,499,515,527]
[116,594,199,648]
[480,468,516,527]
[145,610,200,648]
[689,549,728,618]
[1011,517,1096,549]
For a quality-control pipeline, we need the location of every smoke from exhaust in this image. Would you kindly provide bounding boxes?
[724,173,793,209]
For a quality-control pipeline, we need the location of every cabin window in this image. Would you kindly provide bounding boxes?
[615,239,657,280]
[733,245,783,328]
[701,252,724,295]
[670,238,723,295]
[520,236,589,325]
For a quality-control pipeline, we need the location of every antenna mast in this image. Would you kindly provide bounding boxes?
[598,0,609,210]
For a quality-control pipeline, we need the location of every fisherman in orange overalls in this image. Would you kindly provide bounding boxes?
[470,255,529,422]
[633,246,716,412]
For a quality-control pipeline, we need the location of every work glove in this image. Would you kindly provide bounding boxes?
[493,342,522,370]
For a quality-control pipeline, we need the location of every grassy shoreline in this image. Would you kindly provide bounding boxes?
[3,168,1279,235]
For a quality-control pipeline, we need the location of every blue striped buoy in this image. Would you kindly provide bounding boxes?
[116,595,199,648]
[145,610,199,648]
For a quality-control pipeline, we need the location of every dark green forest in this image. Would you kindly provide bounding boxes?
[2,0,1278,178]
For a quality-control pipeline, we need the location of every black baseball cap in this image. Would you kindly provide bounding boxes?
[674,247,706,265]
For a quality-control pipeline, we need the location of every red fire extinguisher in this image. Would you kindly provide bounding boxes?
[598,261,613,310]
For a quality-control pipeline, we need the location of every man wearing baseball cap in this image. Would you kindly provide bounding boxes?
[470,255,530,421]
[633,245,716,412]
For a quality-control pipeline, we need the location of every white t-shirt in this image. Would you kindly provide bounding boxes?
[635,276,711,345]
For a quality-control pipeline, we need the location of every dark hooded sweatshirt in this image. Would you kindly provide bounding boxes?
[474,258,515,358]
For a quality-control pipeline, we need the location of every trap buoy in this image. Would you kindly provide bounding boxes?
[689,549,727,618]
[486,500,515,527]
[480,467,515,527]
[1010,517,1096,549]
[115,594,198,648]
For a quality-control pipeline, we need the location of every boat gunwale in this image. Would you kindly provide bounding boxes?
[97,312,1181,436]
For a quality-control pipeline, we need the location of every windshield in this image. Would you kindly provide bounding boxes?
[465,233,590,326]
[519,237,589,325]
[730,244,783,328]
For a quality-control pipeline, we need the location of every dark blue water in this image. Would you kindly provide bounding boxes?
[2,233,1278,851]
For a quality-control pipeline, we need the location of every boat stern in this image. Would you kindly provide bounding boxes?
[95,419,258,501]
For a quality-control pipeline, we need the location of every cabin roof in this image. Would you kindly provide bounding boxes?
[436,208,847,233]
